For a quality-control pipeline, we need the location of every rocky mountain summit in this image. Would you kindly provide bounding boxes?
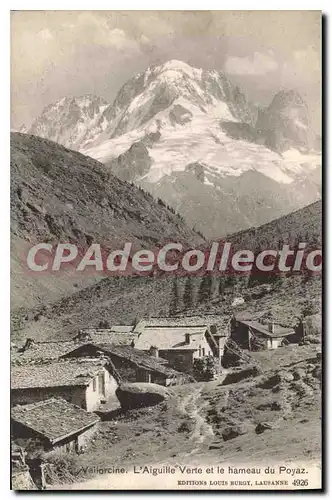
[29,95,109,150]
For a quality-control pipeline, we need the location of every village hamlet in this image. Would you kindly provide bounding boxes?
[10,309,321,489]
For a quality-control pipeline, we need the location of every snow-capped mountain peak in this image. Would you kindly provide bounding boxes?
[146,59,203,82]
[29,94,109,150]
[75,60,258,150]
[26,60,321,238]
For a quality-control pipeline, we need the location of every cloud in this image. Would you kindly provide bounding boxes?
[293,45,320,73]
[279,45,320,90]
[38,29,53,41]
[107,28,139,51]
[225,52,278,76]
[10,11,321,131]
[71,13,140,52]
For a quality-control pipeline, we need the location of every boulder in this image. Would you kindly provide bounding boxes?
[116,383,169,410]
[231,297,245,307]
[312,366,322,381]
[222,424,249,441]
[292,368,306,381]
[255,422,275,434]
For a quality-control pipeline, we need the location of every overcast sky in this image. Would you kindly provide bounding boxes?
[11,11,321,131]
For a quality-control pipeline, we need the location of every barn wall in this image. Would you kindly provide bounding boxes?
[194,336,214,358]
[76,424,99,451]
[12,421,49,454]
[231,323,250,349]
[109,355,137,382]
[136,368,151,383]
[12,421,99,458]
[85,368,118,411]
[270,338,283,349]
[218,337,228,362]
[159,350,194,374]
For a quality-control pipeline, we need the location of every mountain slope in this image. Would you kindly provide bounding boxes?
[12,201,321,341]
[228,200,322,249]
[11,132,202,246]
[11,132,203,309]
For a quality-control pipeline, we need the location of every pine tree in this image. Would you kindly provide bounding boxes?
[199,275,212,303]
[219,277,226,296]
[183,277,195,310]
[169,277,179,316]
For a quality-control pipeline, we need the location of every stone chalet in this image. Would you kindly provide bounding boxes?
[61,343,193,386]
[230,316,295,351]
[133,318,228,374]
[12,398,99,453]
[11,358,118,411]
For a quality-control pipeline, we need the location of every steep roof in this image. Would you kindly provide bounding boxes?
[62,343,188,379]
[11,340,82,365]
[237,319,293,338]
[93,343,187,378]
[108,326,135,333]
[137,317,210,327]
[11,359,108,390]
[11,329,138,365]
[11,399,99,443]
[134,316,230,336]
[74,329,138,345]
[134,326,207,350]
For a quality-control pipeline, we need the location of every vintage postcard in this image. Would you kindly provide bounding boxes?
[10,10,322,490]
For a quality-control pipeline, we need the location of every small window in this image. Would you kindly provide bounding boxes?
[92,378,97,392]
[202,348,205,357]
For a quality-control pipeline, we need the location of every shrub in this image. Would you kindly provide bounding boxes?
[303,335,321,344]
[193,356,218,381]
[98,319,110,328]
[305,314,321,336]
[43,449,81,481]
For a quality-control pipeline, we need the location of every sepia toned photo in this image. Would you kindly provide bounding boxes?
[10,10,322,491]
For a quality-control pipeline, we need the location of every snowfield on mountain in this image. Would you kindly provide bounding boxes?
[27,60,321,237]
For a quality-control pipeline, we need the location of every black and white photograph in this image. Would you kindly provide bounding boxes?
[10,10,322,491]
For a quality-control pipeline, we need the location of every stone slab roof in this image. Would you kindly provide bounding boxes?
[74,329,138,345]
[134,326,207,350]
[11,341,82,365]
[236,319,294,338]
[11,359,107,390]
[134,316,230,336]
[11,398,99,443]
[93,344,188,378]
